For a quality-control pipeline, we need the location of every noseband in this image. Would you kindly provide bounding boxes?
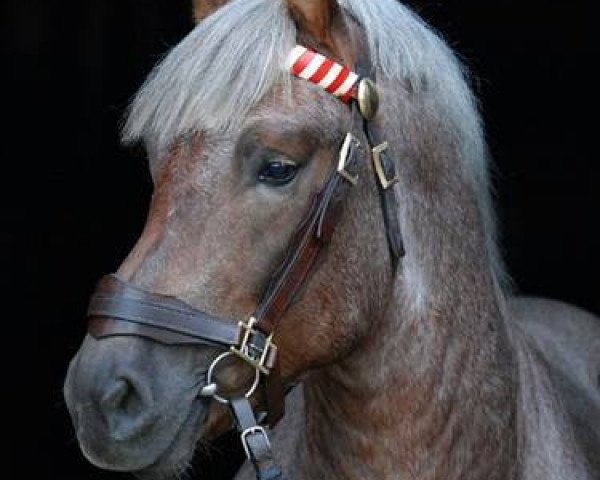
[87,45,403,480]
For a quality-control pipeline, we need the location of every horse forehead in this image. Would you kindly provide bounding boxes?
[159,132,233,176]
[149,80,347,195]
[258,79,348,121]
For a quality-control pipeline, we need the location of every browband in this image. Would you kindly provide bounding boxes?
[286,45,359,103]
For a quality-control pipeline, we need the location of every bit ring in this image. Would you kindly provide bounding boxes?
[205,351,261,405]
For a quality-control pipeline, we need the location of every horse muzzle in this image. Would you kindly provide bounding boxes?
[63,333,213,472]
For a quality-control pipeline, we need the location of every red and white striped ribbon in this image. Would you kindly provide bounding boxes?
[286,45,359,103]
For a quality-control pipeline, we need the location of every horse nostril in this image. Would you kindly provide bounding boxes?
[99,376,155,441]
[101,379,132,411]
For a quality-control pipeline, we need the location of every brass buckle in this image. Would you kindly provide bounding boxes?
[337,133,360,185]
[230,317,277,375]
[372,142,399,190]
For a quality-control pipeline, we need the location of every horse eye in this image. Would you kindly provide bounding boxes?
[257,161,298,186]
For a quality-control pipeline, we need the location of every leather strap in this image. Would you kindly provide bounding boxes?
[363,115,405,263]
[353,47,405,265]
[254,104,363,332]
[251,101,363,425]
[87,275,240,347]
[230,397,285,480]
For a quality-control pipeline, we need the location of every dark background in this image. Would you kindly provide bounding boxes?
[4,0,597,478]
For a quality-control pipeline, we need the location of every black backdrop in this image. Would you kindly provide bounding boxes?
[4,1,597,479]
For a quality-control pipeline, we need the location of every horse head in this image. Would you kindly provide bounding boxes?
[64,0,412,476]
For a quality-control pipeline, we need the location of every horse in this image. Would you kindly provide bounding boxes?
[63,0,600,479]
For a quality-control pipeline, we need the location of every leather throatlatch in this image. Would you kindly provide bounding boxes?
[86,42,404,480]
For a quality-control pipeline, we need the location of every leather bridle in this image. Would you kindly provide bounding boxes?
[86,48,403,480]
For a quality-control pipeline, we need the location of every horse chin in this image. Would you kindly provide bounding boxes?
[74,395,209,477]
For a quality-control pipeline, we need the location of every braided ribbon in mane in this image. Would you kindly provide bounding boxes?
[286,45,360,103]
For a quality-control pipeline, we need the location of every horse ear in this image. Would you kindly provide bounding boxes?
[192,0,230,22]
[286,0,345,47]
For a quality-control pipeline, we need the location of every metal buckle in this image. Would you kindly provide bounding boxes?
[230,317,277,375]
[337,133,360,185]
[240,426,271,461]
[372,142,399,190]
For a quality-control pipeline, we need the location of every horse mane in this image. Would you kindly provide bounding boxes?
[122,0,295,151]
[122,0,509,293]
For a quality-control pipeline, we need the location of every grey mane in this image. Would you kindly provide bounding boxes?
[122,0,296,151]
[122,0,506,288]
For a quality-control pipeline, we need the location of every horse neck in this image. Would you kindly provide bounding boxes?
[299,290,518,480]
[296,90,519,479]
